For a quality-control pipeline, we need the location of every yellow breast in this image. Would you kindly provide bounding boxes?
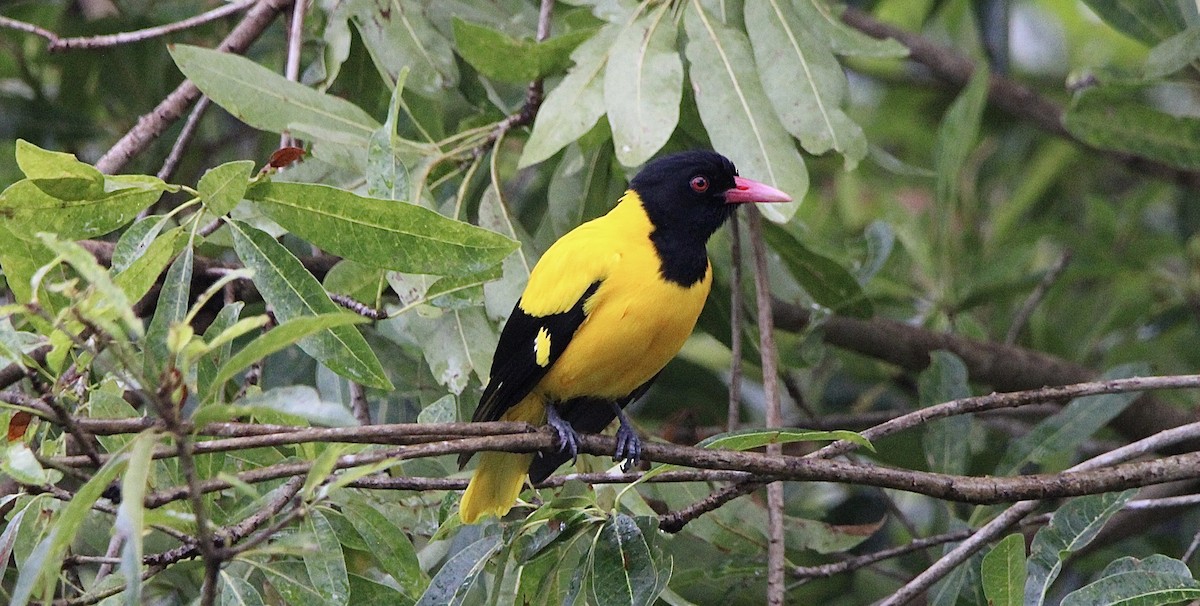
[523,192,712,401]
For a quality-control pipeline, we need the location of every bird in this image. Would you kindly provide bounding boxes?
[458,150,791,524]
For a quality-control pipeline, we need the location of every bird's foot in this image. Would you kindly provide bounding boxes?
[611,403,642,472]
[545,405,580,463]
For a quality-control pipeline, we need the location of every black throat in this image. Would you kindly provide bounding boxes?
[648,219,724,287]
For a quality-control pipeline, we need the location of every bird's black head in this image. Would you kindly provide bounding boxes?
[631,150,742,244]
[629,150,791,286]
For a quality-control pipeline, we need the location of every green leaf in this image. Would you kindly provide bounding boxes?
[761,223,873,317]
[111,214,171,273]
[38,234,144,340]
[348,0,458,98]
[169,44,379,140]
[696,427,873,452]
[414,531,502,606]
[1079,0,1188,44]
[0,178,164,241]
[228,386,358,427]
[684,2,806,222]
[1062,555,1200,606]
[246,182,518,275]
[1065,83,1200,171]
[219,572,265,606]
[303,511,350,606]
[520,23,622,168]
[919,351,972,475]
[10,448,127,606]
[934,64,989,209]
[0,443,51,485]
[206,312,373,399]
[367,72,414,202]
[397,307,496,394]
[589,514,662,606]
[114,431,156,606]
[227,220,392,389]
[746,0,866,169]
[452,18,594,83]
[340,499,427,599]
[1144,25,1200,78]
[981,534,1026,606]
[603,5,682,167]
[143,245,193,382]
[113,226,190,303]
[199,160,255,217]
[349,573,415,606]
[995,363,1147,476]
[790,0,908,59]
[15,139,105,200]
[1024,490,1137,606]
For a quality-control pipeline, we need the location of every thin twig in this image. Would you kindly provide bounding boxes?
[157,96,213,183]
[793,528,974,580]
[727,212,743,432]
[746,208,786,605]
[42,2,255,52]
[1005,249,1072,344]
[0,15,59,42]
[95,0,294,174]
[329,292,387,320]
[280,0,307,148]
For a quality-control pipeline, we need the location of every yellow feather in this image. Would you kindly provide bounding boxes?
[460,394,545,523]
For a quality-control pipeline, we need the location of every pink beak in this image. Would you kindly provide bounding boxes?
[724,176,792,204]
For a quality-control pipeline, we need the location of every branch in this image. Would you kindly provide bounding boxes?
[94,0,294,174]
[840,6,1200,190]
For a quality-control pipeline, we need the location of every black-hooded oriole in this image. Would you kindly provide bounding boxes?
[458,150,791,523]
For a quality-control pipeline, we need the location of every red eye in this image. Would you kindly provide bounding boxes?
[690,176,709,193]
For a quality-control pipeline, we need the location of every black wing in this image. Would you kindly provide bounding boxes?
[458,282,600,466]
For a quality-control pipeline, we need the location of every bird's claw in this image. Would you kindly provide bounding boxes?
[546,406,580,464]
[613,422,642,472]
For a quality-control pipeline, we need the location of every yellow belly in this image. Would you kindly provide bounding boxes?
[538,252,712,401]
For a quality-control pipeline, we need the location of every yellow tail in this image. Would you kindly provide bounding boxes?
[460,451,535,524]
[459,394,546,524]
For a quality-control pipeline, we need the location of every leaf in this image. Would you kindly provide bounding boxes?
[696,427,873,452]
[246,182,518,275]
[227,220,392,389]
[169,44,379,140]
[1143,25,1200,78]
[761,223,873,317]
[919,351,972,475]
[349,0,459,98]
[0,178,164,241]
[1,443,51,485]
[452,18,594,83]
[10,449,126,606]
[143,245,193,382]
[14,139,105,200]
[414,531,502,606]
[746,0,866,169]
[302,511,350,606]
[589,514,662,606]
[520,23,622,168]
[219,572,265,606]
[934,64,989,209]
[1064,83,1200,171]
[198,160,255,217]
[340,499,427,599]
[995,363,1147,476]
[349,573,415,606]
[114,431,156,606]
[604,5,683,167]
[367,73,414,202]
[402,307,496,394]
[1079,0,1188,44]
[225,386,358,427]
[1061,555,1200,606]
[981,534,1026,606]
[111,214,171,273]
[206,312,373,399]
[113,226,190,304]
[789,0,908,59]
[684,2,807,222]
[38,234,144,341]
[1024,490,1137,606]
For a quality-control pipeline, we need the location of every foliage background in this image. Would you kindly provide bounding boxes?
[3,0,1200,604]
